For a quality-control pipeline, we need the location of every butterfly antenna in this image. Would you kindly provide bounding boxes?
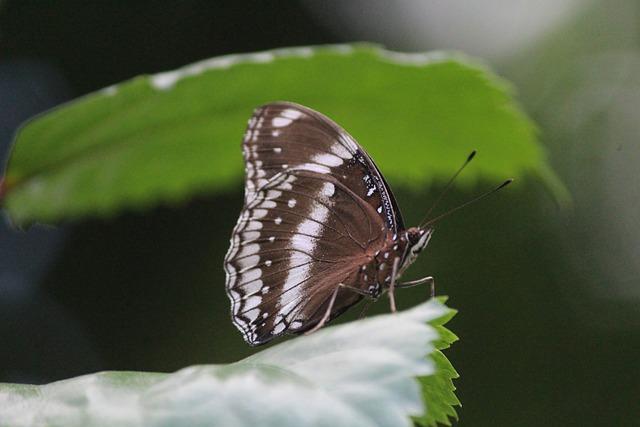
[419,150,477,226]
[420,179,513,228]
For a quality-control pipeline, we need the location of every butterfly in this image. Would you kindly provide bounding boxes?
[224,102,509,346]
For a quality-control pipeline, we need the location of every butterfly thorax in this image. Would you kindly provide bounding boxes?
[357,227,433,299]
[400,227,433,276]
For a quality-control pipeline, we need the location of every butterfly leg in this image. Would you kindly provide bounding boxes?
[358,299,373,319]
[336,283,378,319]
[338,283,377,297]
[388,257,401,313]
[304,285,340,336]
[398,276,435,298]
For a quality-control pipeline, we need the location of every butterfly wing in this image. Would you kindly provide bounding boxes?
[241,102,404,232]
[225,102,402,345]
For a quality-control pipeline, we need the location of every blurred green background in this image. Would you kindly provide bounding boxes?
[1,1,638,426]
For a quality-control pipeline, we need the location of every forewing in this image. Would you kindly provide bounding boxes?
[242,101,404,233]
[224,170,386,345]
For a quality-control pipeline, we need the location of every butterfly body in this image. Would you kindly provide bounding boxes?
[224,102,433,346]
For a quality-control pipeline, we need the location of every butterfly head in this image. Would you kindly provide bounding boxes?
[400,227,433,272]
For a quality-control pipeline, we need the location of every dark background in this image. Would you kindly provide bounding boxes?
[1,1,639,426]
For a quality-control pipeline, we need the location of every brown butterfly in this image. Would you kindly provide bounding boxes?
[224,102,510,345]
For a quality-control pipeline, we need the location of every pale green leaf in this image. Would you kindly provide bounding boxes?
[0,300,455,427]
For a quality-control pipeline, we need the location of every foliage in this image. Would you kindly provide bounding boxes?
[0,43,566,425]
[0,300,457,427]
[416,302,460,426]
[0,44,564,226]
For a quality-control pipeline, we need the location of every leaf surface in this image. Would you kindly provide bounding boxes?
[1,44,565,225]
[0,300,455,427]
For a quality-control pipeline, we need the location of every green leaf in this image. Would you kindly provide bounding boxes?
[1,44,565,226]
[415,302,461,427]
[0,300,456,427]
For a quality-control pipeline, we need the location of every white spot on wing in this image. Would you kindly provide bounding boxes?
[273,117,292,127]
[298,163,330,174]
[322,182,335,197]
[281,109,303,119]
[307,204,329,225]
[246,220,263,231]
[243,295,262,310]
[242,231,260,241]
[244,309,260,323]
[238,244,259,257]
[252,209,268,219]
[290,234,315,253]
[259,200,277,209]
[283,175,296,185]
[266,190,282,199]
[241,268,262,283]
[288,198,297,208]
[312,153,343,167]
[331,143,353,159]
[237,255,260,270]
[240,279,263,295]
